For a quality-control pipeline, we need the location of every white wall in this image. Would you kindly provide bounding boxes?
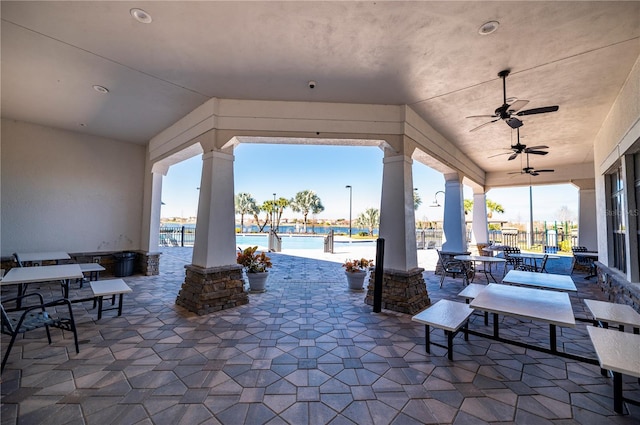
[593,56,640,268]
[1,119,145,256]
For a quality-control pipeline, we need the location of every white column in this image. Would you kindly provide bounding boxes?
[442,174,467,252]
[572,178,597,251]
[471,192,489,245]
[379,154,418,271]
[578,188,597,250]
[140,160,166,252]
[192,150,237,268]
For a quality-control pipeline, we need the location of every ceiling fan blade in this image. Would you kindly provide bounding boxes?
[536,169,555,173]
[529,171,540,176]
[506,117,523,129]
[507,171,523,175]
[488,152,511,158]
[526,145,549,150]
[466,114,497,119]
[525,150,548,156]
[507,152,519,161]
[506,99,529,113]
[469,119,499,132]
[516,105,559,116]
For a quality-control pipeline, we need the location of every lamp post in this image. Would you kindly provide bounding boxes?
[430,190,445,207]
[345,185,352,238]
[273,193,277,232]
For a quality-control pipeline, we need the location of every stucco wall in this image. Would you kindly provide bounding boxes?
[1,119,145,256]
[593,55,640,267]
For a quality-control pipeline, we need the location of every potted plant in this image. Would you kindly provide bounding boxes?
[342,258,373,291]
[237,246,272,292]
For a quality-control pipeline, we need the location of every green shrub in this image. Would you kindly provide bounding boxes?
[558,240,572,252]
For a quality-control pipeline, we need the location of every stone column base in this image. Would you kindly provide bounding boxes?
[364,268,431,315]
[138,251,161,276]
[176,264,248,315]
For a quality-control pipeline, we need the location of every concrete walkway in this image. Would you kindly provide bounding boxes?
[1,247,638,424]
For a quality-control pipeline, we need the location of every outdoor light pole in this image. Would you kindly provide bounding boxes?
[345,185,352,238]
[273,193,277,232]
[430,190,445,207]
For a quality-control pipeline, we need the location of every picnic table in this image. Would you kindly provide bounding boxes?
[502,270,577,292]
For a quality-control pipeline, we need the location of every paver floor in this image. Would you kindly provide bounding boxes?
[1,247,639,424]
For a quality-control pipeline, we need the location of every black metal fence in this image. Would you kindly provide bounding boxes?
[160,224,195,247]
[160,224,578,251]
[487,229,578,250]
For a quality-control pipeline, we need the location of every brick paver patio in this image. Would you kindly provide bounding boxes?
[1,247,639,424]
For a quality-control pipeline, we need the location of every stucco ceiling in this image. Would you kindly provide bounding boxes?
[1,1,639,178]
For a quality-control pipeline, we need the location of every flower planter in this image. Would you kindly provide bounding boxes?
[345,270,367,291]
[246,271,268,293]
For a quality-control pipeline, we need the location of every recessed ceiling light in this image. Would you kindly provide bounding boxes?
[130,8,152,24]
[93,85,109,94]
[478,21,499,35]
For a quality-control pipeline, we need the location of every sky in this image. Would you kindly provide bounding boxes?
[161,143,579,224]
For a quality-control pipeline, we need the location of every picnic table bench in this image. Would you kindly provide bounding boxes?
[412,300,474,360]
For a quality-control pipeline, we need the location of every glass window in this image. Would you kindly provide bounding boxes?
[609,168,626,273]
[635,153,640,268]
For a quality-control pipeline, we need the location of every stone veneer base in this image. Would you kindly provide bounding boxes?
[595,262,640,312]
[176,264,248,315]
[138,251,160,276]
[364,268,430,315]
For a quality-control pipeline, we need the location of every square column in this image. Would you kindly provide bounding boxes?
[192,150,237,268]
[373,153,429,314]
[379,154,418,271]
[471,192,489,248]
[442,174,467,252]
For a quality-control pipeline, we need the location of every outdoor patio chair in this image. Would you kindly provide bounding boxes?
[571,246,591,274]
[503,247,522,272]
[516,254,549,273]
[1,293,79,373]
[437,250,471,287]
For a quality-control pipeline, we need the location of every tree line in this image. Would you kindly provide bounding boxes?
[235,189,507,236]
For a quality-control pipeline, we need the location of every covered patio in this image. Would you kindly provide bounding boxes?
[2,248,638,424]
[2,2,640,424]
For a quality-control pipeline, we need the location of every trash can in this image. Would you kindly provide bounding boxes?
[113,252,136,277]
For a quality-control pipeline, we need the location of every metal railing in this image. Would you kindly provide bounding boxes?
[416,229,443,249]
[161,224,579,251]
[159,225,195,247]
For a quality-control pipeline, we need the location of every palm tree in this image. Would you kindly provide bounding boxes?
[413,190,422,210]
[290,190,324,233]
[464,198,505,218]
[274,197,290,231]
[253,202,270,232]
[235,193,256,232]
[355,208,379,236]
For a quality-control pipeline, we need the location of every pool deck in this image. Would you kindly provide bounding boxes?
[1,246,639,424]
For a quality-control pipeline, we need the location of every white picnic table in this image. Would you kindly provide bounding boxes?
[584,299,640,333]
[502,269,577,292]
[1,264,83,308]
[469,283,575,354]
[587,326,640,413]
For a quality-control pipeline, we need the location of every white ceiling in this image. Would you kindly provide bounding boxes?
[2,1,639,176]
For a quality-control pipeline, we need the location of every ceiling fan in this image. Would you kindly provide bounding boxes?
[489,128,549,161]
[467,69,559,132]
[509,152,554,176]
